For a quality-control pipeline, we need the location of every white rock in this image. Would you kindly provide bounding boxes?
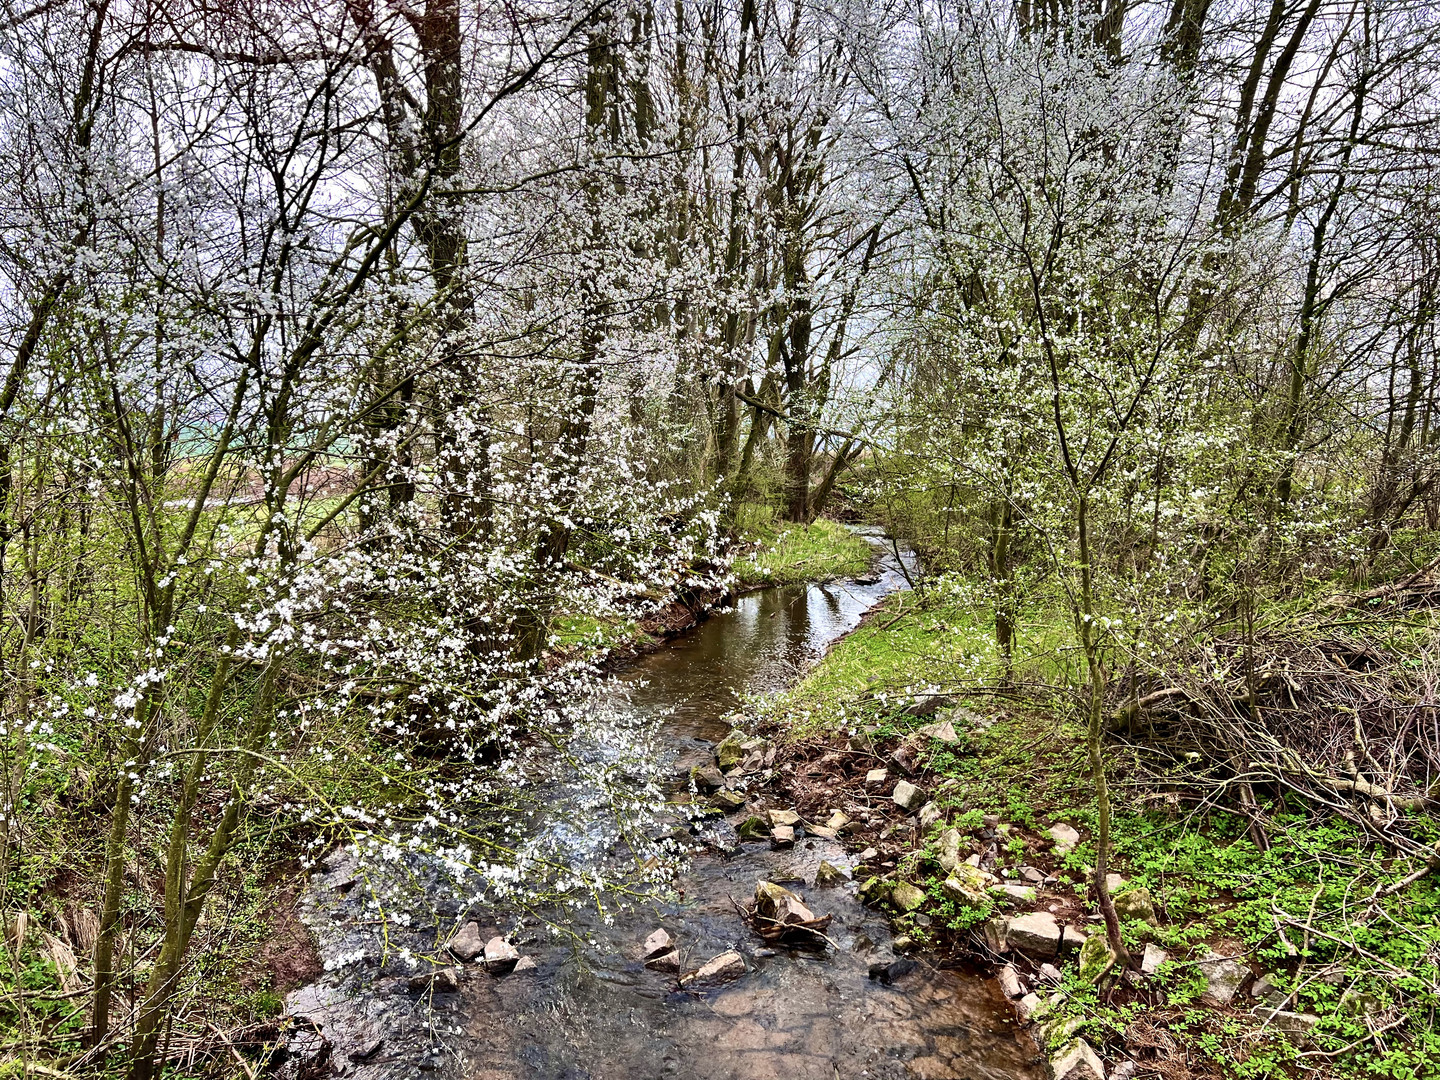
[643,928,674,960]
[865,768,888,786]
[941,872,987,907]
[938,828,963,873]
[983,917,1009,953]
[1016,991,1048,1023]
[1005,912,1063,959]
[892,779,924,812]
[997,964,1024,999]
[1198,951,1250,1005]
[1049,1037,1106,1080]
[1252,1007,1320,1042]
[1251,974,1288,1009]
[447,921,486,963]
[1140,943,1168,975]
[997,883,1037,904]
[917,719,960,744]
[483,936,520,972]
[918,801,941,830]
[1048,823,1082,855]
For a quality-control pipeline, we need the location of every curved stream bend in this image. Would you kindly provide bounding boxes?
[288,529,1043,1080]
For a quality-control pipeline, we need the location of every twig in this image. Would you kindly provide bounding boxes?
[1296,1015,1406,1059]
[204,1022,258,1080]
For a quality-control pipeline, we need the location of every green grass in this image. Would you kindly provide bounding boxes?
[756,574,1076,737]
[550,612,643,652]
[732,504,875,587]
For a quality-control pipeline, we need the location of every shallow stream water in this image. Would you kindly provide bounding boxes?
[289,530,1043,1080]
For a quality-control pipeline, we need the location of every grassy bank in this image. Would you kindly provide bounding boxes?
[731,505,875,588]
[749,578,1440,1080]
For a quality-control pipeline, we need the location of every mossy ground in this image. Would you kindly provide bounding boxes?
[752,580,1440,1080]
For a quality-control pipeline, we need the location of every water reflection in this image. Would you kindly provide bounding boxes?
[615,535,919,744]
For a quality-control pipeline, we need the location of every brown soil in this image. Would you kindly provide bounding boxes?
[246,881,322,992]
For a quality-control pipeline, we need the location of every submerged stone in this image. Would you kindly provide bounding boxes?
[680,950,745,984]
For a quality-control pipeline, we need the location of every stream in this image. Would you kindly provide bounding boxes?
[288,529,1044,1080]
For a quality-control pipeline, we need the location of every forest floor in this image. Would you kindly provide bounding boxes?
[729,577,1440,1080]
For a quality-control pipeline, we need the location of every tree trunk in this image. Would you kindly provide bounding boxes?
[1076,494,1129,968]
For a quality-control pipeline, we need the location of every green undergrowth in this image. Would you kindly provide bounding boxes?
[550,611,645,653]
[757,574,1073,737]
[756,571,1440,1079]
[2,648,431,1064]
[732,504,874,587]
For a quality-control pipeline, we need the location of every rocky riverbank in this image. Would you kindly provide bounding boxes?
[697,700,1389,1080]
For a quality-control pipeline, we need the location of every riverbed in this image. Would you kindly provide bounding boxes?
[288,531,1043,1080]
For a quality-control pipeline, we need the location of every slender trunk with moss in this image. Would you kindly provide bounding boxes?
[1076,494,1129,967]
[988,490,1015,681]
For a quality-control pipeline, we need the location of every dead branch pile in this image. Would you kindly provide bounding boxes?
[1116,624,1440,852]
